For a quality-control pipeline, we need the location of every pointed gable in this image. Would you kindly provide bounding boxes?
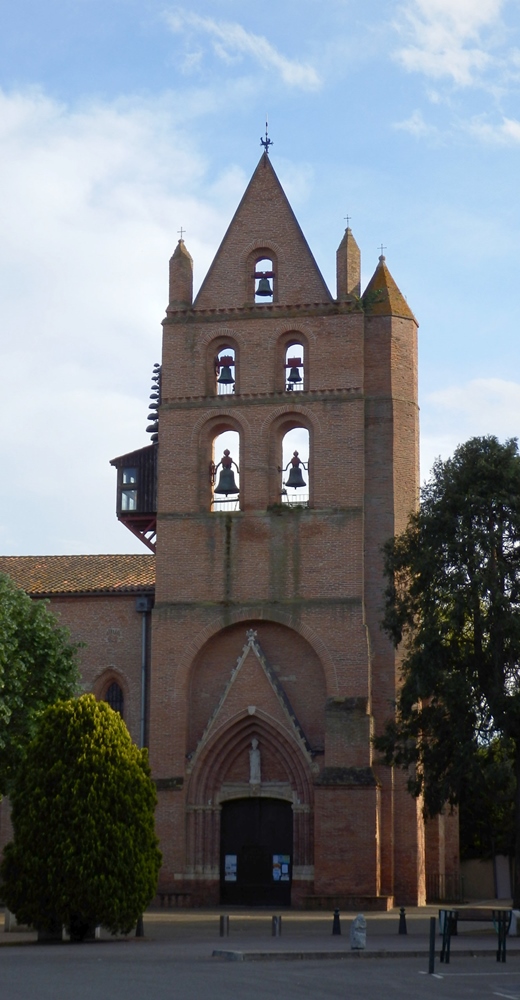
[194,154,332,309]
[187,630,313,774]
[363,255,417,322]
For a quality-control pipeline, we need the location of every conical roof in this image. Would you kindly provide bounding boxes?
[194,154,332,309]
[363,256,416,321]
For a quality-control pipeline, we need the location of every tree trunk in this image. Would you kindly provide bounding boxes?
[513,743,520,908]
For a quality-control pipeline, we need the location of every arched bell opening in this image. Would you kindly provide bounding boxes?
[284,343,304,393]
[246,248,278,303]
[281,427,310,507]
[211,429,241,512]
[215,346,236,397]
[274,332,309,393]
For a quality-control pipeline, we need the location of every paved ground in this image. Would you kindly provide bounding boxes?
[3,906,520,1000]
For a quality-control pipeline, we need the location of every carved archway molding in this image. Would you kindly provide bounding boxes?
[186,707,316,806]
[185,709,315,876]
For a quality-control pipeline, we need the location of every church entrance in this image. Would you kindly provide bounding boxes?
[220,798,293,906]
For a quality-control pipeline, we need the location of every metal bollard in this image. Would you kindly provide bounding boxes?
[428,916,436,974]
[135,915,144,938]
[332,909,341,935]
[271,915,282,937]
[219,914,230,937]
[398,907,407,935]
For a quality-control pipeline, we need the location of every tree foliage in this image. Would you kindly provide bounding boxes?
[0,573,79,794]
[373,436,520,901]
[0,694,162,939]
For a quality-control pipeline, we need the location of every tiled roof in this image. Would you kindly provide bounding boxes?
[363,257,417,322]
[0,555,155,596]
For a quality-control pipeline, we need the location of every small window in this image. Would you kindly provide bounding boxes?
[215,347,236,396]
[254,257,274,303]
[105,681,124,717]
[285,344,304,392]
[121,468,137,510]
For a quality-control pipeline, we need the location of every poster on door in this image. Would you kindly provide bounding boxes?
[224,854,237,881]
[272,854,290,881]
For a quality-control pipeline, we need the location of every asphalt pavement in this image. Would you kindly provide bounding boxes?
[3,905,520,1000]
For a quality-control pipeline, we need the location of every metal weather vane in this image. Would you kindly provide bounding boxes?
[260,117,273,155]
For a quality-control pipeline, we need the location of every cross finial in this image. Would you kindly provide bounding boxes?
[260,117,273,156]
[344,215,351,228]
[178,226,186,241]
[379,243,387,258]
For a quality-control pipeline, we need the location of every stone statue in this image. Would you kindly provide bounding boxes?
[249,738,261,784]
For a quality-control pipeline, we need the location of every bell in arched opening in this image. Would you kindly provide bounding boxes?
[217,365,235,385]
[256,275,273,297]
[213,450,239,496]
[284,451,307,489]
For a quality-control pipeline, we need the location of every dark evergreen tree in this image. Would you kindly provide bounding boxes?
[0,694,161,940]
[374,436,520,904]
[0,573,79,795]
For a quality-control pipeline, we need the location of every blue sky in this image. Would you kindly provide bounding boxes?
[2,0,520,553]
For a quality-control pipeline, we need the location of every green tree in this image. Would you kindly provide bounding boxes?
[0,573,79,795]
[374,436,520,905]
[0,694,161,940]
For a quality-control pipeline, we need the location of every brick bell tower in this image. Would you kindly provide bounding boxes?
[147,149,426,908]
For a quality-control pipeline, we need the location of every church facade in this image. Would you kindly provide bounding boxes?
[0,151,459,907]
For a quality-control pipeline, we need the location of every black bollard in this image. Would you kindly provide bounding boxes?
[398,907,407,935]
[219,914,230,937]
[271,915,282,937]
[135,915,144,938]
[332,908,341,935]
[428,916,436,974]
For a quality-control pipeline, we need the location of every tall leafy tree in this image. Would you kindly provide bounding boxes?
[0,694,162,940]
[374,436,520,905]
[0,573,79,794]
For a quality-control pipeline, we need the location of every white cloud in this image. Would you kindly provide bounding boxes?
[395,0,504,85]
[421,377,520,480]
[164,10,321,91]
[466,114,520,143]
[394,109,440,138]
[0,87,239,554]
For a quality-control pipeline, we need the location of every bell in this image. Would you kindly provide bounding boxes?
[287,367,302,384]
[285,466,306,489]
[146,423,158,433]
[214,467,239,495]
[256,276,273,296]
[217,365,235,385]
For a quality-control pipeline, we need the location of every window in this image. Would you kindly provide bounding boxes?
[215,347,236,396]
[105,681,124,717]
[285,343,304,392]
[280,428,309,507]
[211,430,240,512]
[254,257,274,303]
[121,468,137,511]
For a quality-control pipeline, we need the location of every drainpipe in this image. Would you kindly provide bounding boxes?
[135,595,153,748]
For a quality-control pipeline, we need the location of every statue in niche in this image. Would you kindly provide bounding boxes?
[249,738,261,785]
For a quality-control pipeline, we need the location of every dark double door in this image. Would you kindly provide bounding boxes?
[220,798,293,906]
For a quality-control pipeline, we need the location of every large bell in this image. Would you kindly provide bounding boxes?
[214,467,239,495]
[285,466,306,489]
[256,276,273,297]
[287,366,302,384]
[217,365,235,385]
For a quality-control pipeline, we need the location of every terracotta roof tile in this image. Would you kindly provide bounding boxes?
[0,555,155,596]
